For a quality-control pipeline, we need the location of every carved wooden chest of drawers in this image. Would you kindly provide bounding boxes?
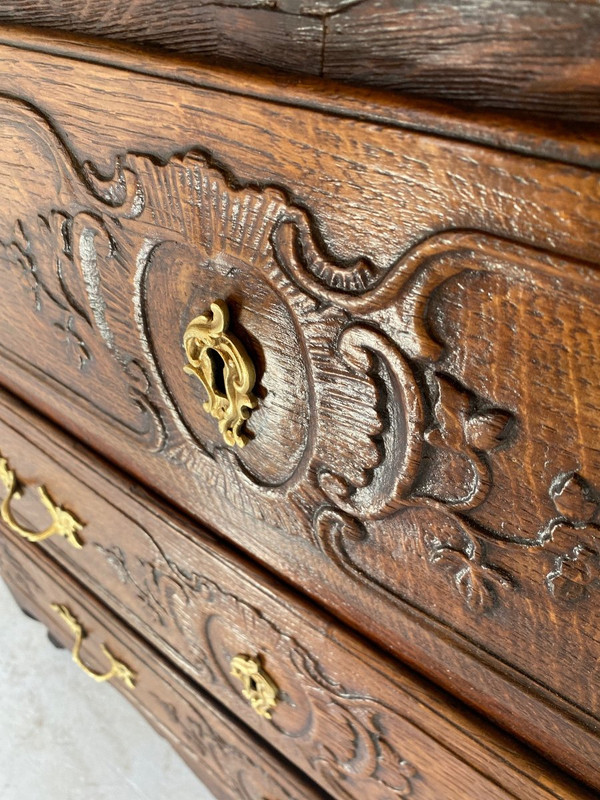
[0,15,598,800]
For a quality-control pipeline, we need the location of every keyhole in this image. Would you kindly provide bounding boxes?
[207,347,226,395]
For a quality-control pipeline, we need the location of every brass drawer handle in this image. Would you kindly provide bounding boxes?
[51,603,136,689]
[0,453,83,549]
[230,654,278,719]
[183,300,258,448]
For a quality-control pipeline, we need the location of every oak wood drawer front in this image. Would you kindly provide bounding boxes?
[0,34,599,785]
[0,390,594,800]
[0,528,325,800]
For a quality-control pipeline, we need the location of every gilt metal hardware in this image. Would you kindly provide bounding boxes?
[51,603,136,689]
[0,452,83,549]
[183,300,258,448]
[230,654,278,719]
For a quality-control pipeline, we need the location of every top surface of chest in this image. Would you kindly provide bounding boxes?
[0,2,599,124]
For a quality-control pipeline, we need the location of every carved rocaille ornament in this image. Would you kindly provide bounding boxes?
[1,97,599,739]
[183,300,258,447]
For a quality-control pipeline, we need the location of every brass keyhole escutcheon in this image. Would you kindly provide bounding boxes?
[230,654,278,719]
[183,300,258,448]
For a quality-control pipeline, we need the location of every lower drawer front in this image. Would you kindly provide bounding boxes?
[0,389,593,800]
[0,529,325,800]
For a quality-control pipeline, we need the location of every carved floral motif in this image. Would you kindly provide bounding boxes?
[550,472,600,525]
[546,540,600,603]
[546,472,600,603]
[423,529,513,614]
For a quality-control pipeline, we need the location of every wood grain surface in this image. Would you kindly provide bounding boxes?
[0,388,593,800]
[0,1,599,122]
[0,32,598,791]
[1,26,598,168]
[0,528,327,800]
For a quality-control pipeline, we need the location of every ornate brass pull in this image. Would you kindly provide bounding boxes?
[0,453,83,549]
[230,654,278,719]
[183,300,258,448]
[51,603,136,689]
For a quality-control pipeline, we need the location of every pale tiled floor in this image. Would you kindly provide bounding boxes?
[0,577,216,800]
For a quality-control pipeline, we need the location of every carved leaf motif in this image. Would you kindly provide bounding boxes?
[94,544,172,623]
[427,543,504,613]
[52,316,90,369]
[315,503,514,616]
[547,543,600,603]
[546,523,600,603]
[418,375,514,512]
[1,226,41,308]
[423,524,514,614]
[551,472,600,524]
[465,409,512,452]
[94,542,220,683]
[545,474,600,603]
[1,210,165,445]
[309,699,417,799]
